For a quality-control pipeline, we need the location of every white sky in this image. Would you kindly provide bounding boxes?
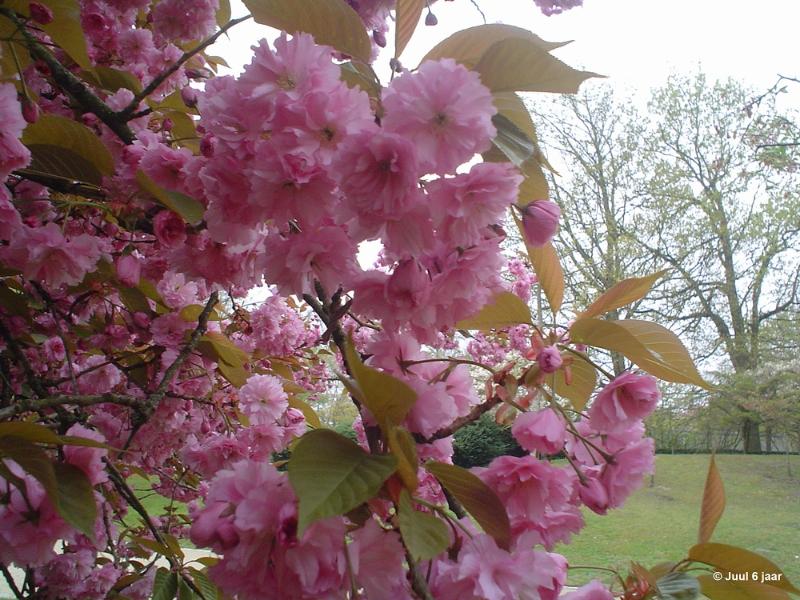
[213,0,800,104]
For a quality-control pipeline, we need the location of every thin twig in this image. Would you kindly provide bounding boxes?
[117,16,251,121]
[0,317,48,398]
[0,564,22,600]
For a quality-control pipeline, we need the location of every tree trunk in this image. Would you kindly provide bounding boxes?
[766,426,773,453]
[742,418,762,454]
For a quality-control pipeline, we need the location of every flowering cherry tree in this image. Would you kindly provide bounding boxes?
[0,1,797,599]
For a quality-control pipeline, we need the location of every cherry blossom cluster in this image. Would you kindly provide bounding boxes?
[0,1,660,598]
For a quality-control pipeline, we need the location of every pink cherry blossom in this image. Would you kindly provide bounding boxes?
[588,372,661,433]
[512,408,566,455]
[537,346,563,373]
[238,374,288,425]
[0,83,31,179]
[521,200,561,247]
[151,0,219,42]
[383,59,497,174]
[562,579,614,600]
[63,424,108,486]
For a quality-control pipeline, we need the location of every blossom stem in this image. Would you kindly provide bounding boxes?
[401,357,496,376]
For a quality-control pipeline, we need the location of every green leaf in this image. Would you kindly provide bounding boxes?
[395,0,424,58]
[81,66,142,93]
[23,115,113,185]
[53,462,97,538]
[689,543,800,595]
[546,354,596,412]
[288,429,396,536]
[490,113,535,166]
[0,283,29,318]
[190,568,220,600]
[569,318,713,389]
[0,422,62,444]
[698,455,725,544]
[421,24,568,68]
[39,0,92,68]
[243,0,372,63]
[0,437,58,500]
[196,332,249,387]
[179,304,220,322]
[339,61,381,100]
[178,577,195,600]
[526,239,564,314]
[387,426,419,492]
[698,575,791,600]
[343,339,417,431]
[288,395,322,429]
[216,0,232,26]
[119,286,152,315]
[456,291,532,330]
[152,569,178,600]
[655,572,701,600]
[475,37,600,93]
[425,461,511,550]
[136,171,205,225]
[397,490,449,561]
[579,270,667,319]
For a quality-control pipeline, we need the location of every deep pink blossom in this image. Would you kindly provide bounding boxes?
[537,346,563,373]
[0,83,31,179]
[512,408,566,455]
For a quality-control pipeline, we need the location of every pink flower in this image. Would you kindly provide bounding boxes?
[238,374,288,426]
[2,223,103,288]
[577,468,610,515]
[43,336,66,362]
[0,186,23,241]
[151,0,219,42]
[588,372,661,433]
[335,129,420,233]
[263,224,358,297]
[428,162,522,247]
[181,434,248,478]
[383,59,496,174]
[139,143,192,192]
[116,254,141,287]
[534,0,583,16]
[64,424,108,486]
[512,408,566,455]
[521,200,561,247]
[150,313,192,348]
[153,210,187,248]
[537,346,563,373]
[28,2,54,24]
[600,437,654,508]
[0,83,31,179]
[562,580,614,600]
[351,519,411,599]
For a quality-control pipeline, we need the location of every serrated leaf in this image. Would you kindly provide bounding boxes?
[136,171,205,225]
[698,455,725,544]
[397,489,449,561]
[579,270,667,320]
[23,115,113,185]
[655,572,701,600]
[475,37,600,93]
[689,543,799,595]
[527,241,564,314]
[343,340,417,431]
[456,291,532,330]
[152,569,178,600]
[178,577,194,600]
[395,0,424,58]
[53,462,97,538]
[387,427,419,492]
[547,354,596,412]
[698,575,791,600]
[421,24,568,68]
[243,0,371,62]
[190,568,220,600]
[425,461,511,550]
[288,429,396,536]
[569,319,712,389]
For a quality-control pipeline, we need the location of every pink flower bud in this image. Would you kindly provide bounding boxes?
[21,97,39,124]
[579,474,610,515]
[200,134,216,158]
[521,200,560,247]
[373,29,387,48]
[425,11,438,26]
[29,2,54,24]
[161,117,173,132]
[537,345,562,373]
[181,86,198,108]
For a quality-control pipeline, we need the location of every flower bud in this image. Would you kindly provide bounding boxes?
[537,345,563,373]
[425,10,438,26]
[21,97,40,124]
[372,29,387,48]
[161,117,173,132]
[521,200,560,247]
[29,2,54,24]
[180,86,198,108]
[200,133,216,158]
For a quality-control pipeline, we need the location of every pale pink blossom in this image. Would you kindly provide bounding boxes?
[238,374,288,425]
[151,0,219,42]
[562,580,614,600]
[383,59,496,174]
[0,83,31,179]
[64,424,108,486]
[588,372,661,433]
[512,408,566,455]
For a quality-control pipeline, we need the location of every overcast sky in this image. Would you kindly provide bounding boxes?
[214,0,800,104]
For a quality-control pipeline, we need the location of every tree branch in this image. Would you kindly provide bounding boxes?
[0,393,142,421]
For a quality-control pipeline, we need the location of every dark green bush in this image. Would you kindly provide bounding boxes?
[452,413,526,468]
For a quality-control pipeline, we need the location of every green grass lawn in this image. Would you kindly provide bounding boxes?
[557,454,800,587]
